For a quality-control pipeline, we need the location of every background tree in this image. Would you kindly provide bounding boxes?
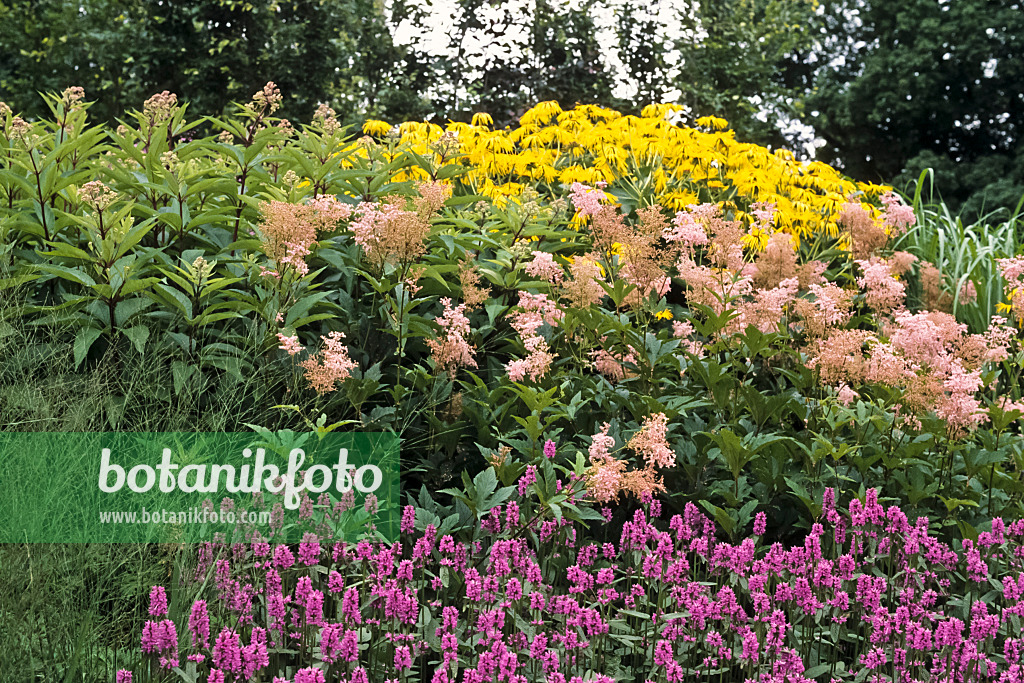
[0,0,427,125]
[806,0,1024,219]
[421,0,618,126]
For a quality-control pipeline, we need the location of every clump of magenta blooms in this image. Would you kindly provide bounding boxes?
[123,480,1024,683]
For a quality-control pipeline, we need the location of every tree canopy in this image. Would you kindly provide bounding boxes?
[805,0,1024,218]
[1,0,1021,216]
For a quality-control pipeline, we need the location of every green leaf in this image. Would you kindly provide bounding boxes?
[172,361,199,396]
[73,327,103,369]
[123,324,150,355]
[38,264,96,288]
[473,467,498,502]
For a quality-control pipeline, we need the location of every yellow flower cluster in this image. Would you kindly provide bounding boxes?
[361,101,892,247]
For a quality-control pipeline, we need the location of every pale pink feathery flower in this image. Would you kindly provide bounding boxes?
[750,201,777,228]
[983,316,1013,363]
[998,257,1024,321]
[865,341,915,386]
[887,310,964,374]
[663,210,709,247]
[855,258,906,314]
[735,278,799,333]
[586,454,626,504]
[937,362,987,438]
[958,279,977,305]
[890,250,918,276]
[880,192,916,234]
[511,292,563,333]
[586,423,624,503]
[672,320,695,338]
[525,251,564,284]
[505,292,561,382]
[505,335,554,382]
[999,255,1024,284]
[621,269,672,304]
[348,183,446,266]
[627,413,675,469]
[276,333,303,356]
[997,396,1024,416]
[591,341,638,382]
[683,339,706,358]
[348,200,389,255]
[257,199,350,276]
[796,282,853,337]
[836,383,859,406]
[569,182,607,217]
[589,422,616,462]
[299,331,357,394]
[563,253,606,307]
[426,298,477,377]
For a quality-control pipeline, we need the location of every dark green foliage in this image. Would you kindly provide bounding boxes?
[668,0,819,148]
[807,0,1024,220]
[0,0,426,125]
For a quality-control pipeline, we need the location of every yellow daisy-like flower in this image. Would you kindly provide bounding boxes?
[361,100,897,252]
[471,112,494,128]
[362,120,391,136]
[742,226,771,252]
[696,115,730,131]
[655,309,673,320]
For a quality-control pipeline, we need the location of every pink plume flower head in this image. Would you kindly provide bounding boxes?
[116,671,132,683]
[1000,255,1024,284]
[426,297,477,377]
[750,201,777,228]
[294,668,327,683]
[855,258,906,313]
[299,331,357,394]
[627,413,674,469]
[543,439,557,459]
[959,279,977,304]
[276,333,302,355]
[569,182,607,217]
[664,210,708,247]
[525,251,564,284]
[937,361,987,438]
[671,319,695,339]
[836,383,859,406]
[880,191,916,234]
[589,422,615,462]
[148,585,168,617]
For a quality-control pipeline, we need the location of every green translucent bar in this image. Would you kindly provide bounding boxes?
[0,431,399,543]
